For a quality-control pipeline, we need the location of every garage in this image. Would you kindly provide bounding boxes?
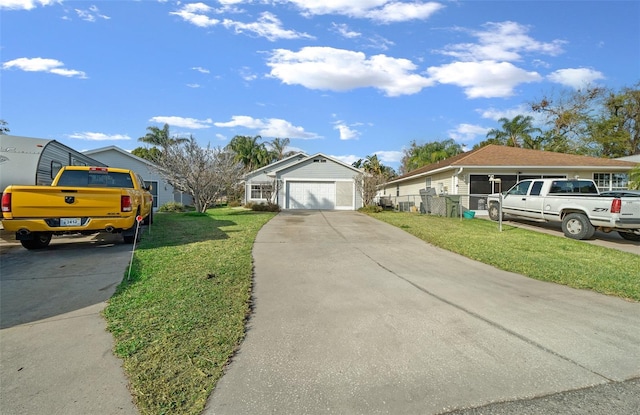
[287,182,336,209]
[244,153,363,210]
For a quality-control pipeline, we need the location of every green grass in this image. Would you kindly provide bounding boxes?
[104,208,638,414]
[367,211,640,302]
[103,207,276,415]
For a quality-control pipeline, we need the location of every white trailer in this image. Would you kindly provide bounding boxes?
[0,135,105,192]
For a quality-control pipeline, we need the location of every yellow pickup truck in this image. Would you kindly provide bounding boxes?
[1,166,153,249]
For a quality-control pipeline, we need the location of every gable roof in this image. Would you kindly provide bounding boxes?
[272,153,363,175]
[244,152,307,179]
[388,145,638,185]
[83,145,160,168]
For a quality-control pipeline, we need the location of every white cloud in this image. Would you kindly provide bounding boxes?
[75,5,109,22]
[447,123,489,144]
[375,150,403,163]
[222,12,313,41]
[364,1,444,23]
[150,116,213,129]
[170,3,220,27]
[438,21,565,62]
[2,57,87,78]
[0,0,57,10]
[68,132,131,141]
[186,83,201,88]
[267,46,433,97]
[478,104,533,121]
[286,0,444,22]
[330,154,361,165]
[192,66,210,74]
[331,23,361,39]
[214,115,320,139]
[547,68,605,89]
[333,122,360,140]
[426,60,541,98]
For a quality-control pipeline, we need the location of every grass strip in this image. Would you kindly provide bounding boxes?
[103,208,275,415]
[367,211,640,302]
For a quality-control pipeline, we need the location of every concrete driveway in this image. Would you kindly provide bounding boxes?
[0,232,137,415]
[205,210,640,414]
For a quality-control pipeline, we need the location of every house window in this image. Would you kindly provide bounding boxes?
[251,184,273,199]
[593,173,628,191]
[396,185,400,197]
[425,177,432,189]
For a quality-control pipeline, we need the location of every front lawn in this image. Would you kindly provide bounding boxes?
[104,208,638,415]
[366,211,640,302]
[103,208,275,415]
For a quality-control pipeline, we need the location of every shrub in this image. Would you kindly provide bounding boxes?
[228,200,242,207]
[250,202,280,212]
[158,201,187,212]
[358,205,383,213]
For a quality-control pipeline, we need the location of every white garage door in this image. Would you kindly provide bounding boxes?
[287,182,336,209]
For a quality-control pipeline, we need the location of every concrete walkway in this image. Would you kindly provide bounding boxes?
[0,233,138,415]
[205,211,640,414]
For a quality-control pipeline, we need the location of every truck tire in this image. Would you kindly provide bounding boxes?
[562,213,595,240]
[488,203,502,221]
[618,231,640,241]
[20,233,52,250]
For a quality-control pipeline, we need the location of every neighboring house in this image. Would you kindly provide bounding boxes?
[380,145,638,213]
[83,146,178,211]
[244,153,364,210]
[0,135,106,191]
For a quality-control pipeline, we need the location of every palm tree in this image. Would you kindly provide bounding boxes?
[227,135,270,171]
[138,124,188,148]
[485,115,541,148]
[269,137,296,161]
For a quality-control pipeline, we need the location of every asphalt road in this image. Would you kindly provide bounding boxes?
[205,211,640,415]
[0,232,138,415]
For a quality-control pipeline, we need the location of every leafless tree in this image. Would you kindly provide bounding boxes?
[155,136,244,212]
[354,172,387,207]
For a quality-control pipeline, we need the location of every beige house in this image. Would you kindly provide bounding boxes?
[380,145,638,214]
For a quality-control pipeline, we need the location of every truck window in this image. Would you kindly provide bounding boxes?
[507,181,531,196]
[57,170,134,188]
[530,181,544,196]
[549,180,599,194]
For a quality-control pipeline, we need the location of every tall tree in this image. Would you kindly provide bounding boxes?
[0,119,9,135]
[155,136,243,212]
[138,123,188,149]
[227,135,270,171]
[352,154,396,207]
[485,115,541,148]
[400,139,463,174]
[530,86,606,155]
[596,85,640,156]
[131,146,162,162]
[269,137,296,161]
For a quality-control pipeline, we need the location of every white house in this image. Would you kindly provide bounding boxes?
[244,153,364,210]
[381,145,638,214]
[83,146,177,211]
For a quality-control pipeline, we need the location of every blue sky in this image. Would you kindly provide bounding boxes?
[1,0,638,170]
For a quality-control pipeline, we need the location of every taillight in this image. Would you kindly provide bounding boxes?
[1,192,10,212]
[121,195,132,212]
[611,198,622,214]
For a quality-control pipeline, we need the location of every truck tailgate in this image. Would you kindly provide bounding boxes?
[6,186,127,218]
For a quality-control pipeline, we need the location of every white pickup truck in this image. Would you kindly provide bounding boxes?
[486,178,640,241]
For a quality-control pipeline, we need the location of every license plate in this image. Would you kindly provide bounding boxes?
[60,218,82,226]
